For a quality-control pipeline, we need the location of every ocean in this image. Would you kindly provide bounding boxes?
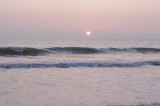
[0,38,160,106]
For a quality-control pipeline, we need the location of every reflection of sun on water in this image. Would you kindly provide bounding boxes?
[86,31,91,36]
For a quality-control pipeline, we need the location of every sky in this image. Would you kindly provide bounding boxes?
[0,0,160,39]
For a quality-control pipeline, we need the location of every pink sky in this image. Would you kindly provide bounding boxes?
[0,0,160,38]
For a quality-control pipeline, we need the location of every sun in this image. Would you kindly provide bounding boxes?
[86,31,91,36]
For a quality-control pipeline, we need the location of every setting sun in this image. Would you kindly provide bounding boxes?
[86,31,91,36]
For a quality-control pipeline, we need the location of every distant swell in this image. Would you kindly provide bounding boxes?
[0,61,160,69]
[0,47,160,56]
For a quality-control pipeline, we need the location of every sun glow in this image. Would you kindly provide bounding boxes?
[86,31,91,36]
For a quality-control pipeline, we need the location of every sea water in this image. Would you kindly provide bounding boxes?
[0,38,160,106]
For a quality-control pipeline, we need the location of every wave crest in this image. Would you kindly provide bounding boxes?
[47,47,104,54]
[0,61,160,69]
[0,47,48,56]
[0,47,160,56]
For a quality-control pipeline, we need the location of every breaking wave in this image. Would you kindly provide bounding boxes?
[0,61,160,69]
[0,47,160,56]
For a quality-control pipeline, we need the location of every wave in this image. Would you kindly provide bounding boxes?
[0,47,48,56]
[0,61,160,69]
[107,48,160,53]
[0,47,160,56]
[46,47,160,54]
[47,47,105,54]
[134,103,160,106]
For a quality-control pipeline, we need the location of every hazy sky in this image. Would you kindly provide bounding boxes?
[0,0,160,39]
